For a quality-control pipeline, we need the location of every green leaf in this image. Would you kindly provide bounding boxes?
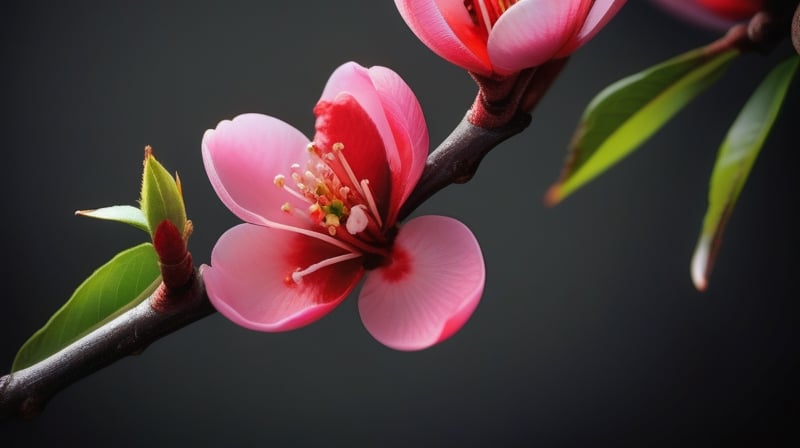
[141,147,187,236]
[546,46,739,205]
[12,243,161,371]
[75,205,149,233]
[691,56,799,291]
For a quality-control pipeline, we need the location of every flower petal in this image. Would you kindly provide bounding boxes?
[314,94,393,220]
[365,65,429,225]
[488,0,593,74]
[319,63,399,171]
[556,0,627,58]
[204,224,364,332]
[394,0,493,75]
[202,113,313,228]
[358,216,485,351]
[318,62,428,216]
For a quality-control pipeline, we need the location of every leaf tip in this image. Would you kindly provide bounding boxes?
[543,184,563,207]
[691,236,711,292]
[143,144,154,162]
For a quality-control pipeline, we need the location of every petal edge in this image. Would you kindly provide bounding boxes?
[358,215,485,351]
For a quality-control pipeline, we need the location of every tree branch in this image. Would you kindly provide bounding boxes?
[399,111,531,221]
[0,271,214,420]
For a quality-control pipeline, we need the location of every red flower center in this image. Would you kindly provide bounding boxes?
[274,140,389,253]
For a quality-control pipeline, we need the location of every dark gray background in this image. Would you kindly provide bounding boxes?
[2,1,798,446]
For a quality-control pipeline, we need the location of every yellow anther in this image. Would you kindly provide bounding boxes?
[315,183,330,196]
[325,213,341,227]
[332,142,344,152]
[274,174,286,188]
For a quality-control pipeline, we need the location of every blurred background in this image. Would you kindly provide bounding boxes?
[2,1,798,446]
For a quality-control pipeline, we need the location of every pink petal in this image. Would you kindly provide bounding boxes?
[358,216,485,351]
[313,94,393,220]
[649,0,737,31]
[202,113,313,228]
[556,0,627,58]
[488,0,593,74]
[365,66,429,225]
[204,223,364,332]
[395,0,493,75]
[319,63,397,168]
[318,63,428,217]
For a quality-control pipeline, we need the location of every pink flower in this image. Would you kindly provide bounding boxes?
[202,62,485,351]
[650,0,763,30]
[395,0,627,76]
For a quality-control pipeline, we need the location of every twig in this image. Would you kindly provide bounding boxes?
[0,271,214,420]
[398,111,531,221]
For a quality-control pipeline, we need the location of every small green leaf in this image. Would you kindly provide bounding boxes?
[141,147,187,236]
[691,56,799,291]
[12,243,161,371]
[546,46,739,205]
[75,205,149,233]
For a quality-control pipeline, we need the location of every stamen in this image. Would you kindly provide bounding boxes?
[465,0,518,35]
[332,142,367,199]
[262,219,359,253]
[291,252,362,283]
[360,179,383,229]
[334,228,392,259]
[275,174,310,203]
[476,0,494,35]
[325,213,340,227]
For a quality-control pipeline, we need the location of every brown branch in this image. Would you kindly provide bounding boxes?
[0,271,214,420]
[398,111,531,221]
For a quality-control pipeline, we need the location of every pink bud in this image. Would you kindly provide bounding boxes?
[395,0,627,76]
